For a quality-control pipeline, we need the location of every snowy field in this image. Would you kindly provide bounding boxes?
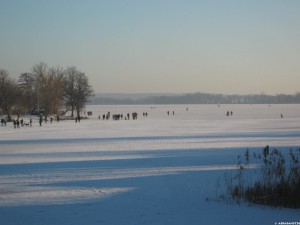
[0,104,300,225]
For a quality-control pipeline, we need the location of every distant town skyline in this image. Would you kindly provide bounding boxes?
[1,0,299,95]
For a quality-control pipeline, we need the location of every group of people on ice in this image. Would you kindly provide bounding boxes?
[11,118,33,128]
[167,111,175,116]
[226,111,233,116]
[98,112,139,121]
[1,118,7,126]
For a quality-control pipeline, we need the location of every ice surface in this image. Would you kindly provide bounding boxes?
[0,104,299,225]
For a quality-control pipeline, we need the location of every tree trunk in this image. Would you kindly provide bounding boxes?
[5,107,12,122]
[71,105,74,117]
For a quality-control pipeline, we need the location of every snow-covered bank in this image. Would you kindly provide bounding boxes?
[0,104,299,225]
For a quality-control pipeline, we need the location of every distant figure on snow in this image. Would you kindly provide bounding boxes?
[39,115,43,126]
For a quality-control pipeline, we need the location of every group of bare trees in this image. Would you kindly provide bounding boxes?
[0,62,94,121]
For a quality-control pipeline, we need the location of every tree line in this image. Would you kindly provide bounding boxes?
[0,62,94,122]
[90,92,300,105]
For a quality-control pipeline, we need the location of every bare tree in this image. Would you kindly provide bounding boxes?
[18,72,35,112]
[63,67,77,117]
[31,62,48,115]
[63,67,93,118]
[1,63,94,121]
[47,66,64,115]
[30,63,66,120]
[0,69,20,121]
[74,72,94,119]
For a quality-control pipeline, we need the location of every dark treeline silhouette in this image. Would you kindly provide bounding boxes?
[90,92,300,105]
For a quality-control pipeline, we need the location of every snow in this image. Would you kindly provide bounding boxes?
[0,104,299,225]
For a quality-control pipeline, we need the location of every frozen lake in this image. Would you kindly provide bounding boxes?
[0,104,300,225]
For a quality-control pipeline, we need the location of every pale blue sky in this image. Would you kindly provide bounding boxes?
[1,0,299,94]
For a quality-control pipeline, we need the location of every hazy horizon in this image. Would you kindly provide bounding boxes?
[1,0,299,95]
[93,91,300,96]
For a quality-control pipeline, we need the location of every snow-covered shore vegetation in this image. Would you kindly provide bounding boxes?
[219,148,300,208]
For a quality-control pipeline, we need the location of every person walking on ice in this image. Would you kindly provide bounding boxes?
[39,114,43,126]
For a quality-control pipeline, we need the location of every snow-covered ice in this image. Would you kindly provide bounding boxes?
[0,104,299,225]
